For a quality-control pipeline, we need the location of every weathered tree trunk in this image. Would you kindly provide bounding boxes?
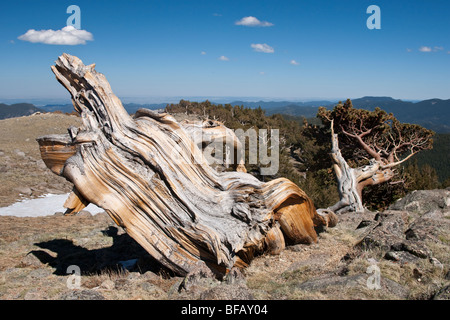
[328,121,395,214]
[37,54,336,276]
[328,124,364,213]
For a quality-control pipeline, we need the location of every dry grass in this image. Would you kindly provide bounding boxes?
[244,225,360,300]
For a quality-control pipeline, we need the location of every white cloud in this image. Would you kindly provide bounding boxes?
[290,60,299,65]
[251,43,274,53]
[201,51,206,55]
[418,46,446,53]
[259,71,265,75]
[419,46,432,52]
[218,55,229,61]
[235,16,274,27]
[406,48,412,52]
[18,26,93,45]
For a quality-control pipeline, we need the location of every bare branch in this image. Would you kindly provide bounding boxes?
[341,128,380,161]
[381,150,417,169]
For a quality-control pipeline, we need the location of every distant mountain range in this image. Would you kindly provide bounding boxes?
[0,102,168,118]
[0,103,44,119]
[343,97,450,134]
[1,97,449,133]
[228,97,450,133]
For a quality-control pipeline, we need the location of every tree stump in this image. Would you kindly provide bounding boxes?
[37,54,336,276]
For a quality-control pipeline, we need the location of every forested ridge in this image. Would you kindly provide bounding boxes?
[166,100,449,210]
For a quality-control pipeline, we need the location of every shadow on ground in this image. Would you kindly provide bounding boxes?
[30,226,171,276]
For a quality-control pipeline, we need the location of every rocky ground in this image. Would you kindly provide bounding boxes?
[0,113,449,300]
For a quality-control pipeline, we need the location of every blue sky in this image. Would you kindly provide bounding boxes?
[1,0,449,102]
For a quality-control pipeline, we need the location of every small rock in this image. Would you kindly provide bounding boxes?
[296,274,366,292]
[429,257,444,271]
[127,272,141,280]
[24,289,42,300]
[77,210,92,217]
[113,279,130,290]
[100,279,115,290]
[140,271,160,282]
[28,268,52,279]
[15,187,32,196]
[384,251,400,262]
[167,278,184,297]
[54,212,64,216]
[60,289,106,300]
[140,281,154,291]
[46,188,66,194]
[31,190,45,197]
[401,241,430,259]
[384,250,421,265]
[139,282,165,297]
[287,244,305,252]
[36,160,48,170]
[14,149,26,157]
[433,285,450,300]
[356,220,375,229]
[199,284,254,300]
[224,267,246,285]
[179,261,218,292]
[422,210,444,220]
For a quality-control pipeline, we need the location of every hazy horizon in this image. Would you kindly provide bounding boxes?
[0,95,440,107]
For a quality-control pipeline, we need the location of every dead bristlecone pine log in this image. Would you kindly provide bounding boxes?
[37,53,337,277]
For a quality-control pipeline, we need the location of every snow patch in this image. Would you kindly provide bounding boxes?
[0,193,105,217]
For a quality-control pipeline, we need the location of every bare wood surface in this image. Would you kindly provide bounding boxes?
[328,120,398,214]
[328,120,365,213]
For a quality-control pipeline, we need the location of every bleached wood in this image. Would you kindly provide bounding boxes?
[328,121,397,214]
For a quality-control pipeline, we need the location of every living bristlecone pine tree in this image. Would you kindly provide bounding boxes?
[317,99,434,213]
